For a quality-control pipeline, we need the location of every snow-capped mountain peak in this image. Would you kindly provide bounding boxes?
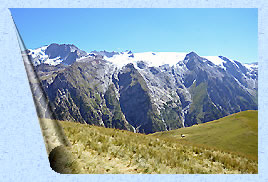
[27,44,257,77]
[27,43,87,66]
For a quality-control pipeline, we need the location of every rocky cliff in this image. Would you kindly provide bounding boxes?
[28,43,258,134]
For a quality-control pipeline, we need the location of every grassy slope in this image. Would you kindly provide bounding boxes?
[57,111,258,174]
[153,110,258,160]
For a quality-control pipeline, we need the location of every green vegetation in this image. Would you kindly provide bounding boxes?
[58,110,257,174]
[154,110,258,160]
[104,84,134,131]
[186,81,209,125]
[160,103,183,130]
[118,64,166,133]
[187,81,222,125]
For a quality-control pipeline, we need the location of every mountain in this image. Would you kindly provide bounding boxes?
[27,43,258,134]
[27,43,88,66]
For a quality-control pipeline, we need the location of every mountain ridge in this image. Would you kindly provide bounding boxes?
[27,43,258,134]
[27,43,257,68]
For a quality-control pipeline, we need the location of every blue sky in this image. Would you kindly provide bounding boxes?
[10,8,257,63]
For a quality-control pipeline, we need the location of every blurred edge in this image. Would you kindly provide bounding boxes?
[10,12,79,174]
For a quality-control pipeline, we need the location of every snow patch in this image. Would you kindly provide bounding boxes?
[105,52,188,68]
[244,63,258,71]
[44,56,62,65]
[202,56,226,70]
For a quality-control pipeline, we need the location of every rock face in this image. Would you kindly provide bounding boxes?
[28,44,258,134]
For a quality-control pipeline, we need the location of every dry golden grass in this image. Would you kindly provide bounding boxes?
[60,119,257,174]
